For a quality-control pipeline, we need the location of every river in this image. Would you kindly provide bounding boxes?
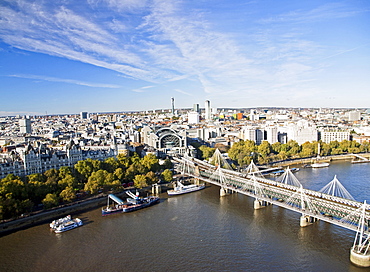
[1,160,370,272]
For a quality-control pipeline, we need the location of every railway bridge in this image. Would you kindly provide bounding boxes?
[173,154,370,267]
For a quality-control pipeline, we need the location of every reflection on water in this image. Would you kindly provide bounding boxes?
[1,162,370,272]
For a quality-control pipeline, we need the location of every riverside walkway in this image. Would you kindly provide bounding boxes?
[173,154,370,267]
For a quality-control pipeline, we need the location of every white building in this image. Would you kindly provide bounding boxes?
[205,100,211,121]
[19,117,32,134]
[188,111,200,124]
[348,111,361,122]
[286,120,318,145]
[319,129,350,143]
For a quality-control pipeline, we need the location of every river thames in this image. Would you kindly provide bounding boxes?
[1,160,370,272]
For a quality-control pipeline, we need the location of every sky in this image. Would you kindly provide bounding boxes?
[0,0,370,116]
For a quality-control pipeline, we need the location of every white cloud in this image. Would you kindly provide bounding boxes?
[8,74,121,88]
[174,89,192,96]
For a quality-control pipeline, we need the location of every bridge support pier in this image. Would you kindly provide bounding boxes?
[220,187,233,196]
[350,246,370,267]
[152,183,161,195]
[254,199,270,210]
[300,215,318,227]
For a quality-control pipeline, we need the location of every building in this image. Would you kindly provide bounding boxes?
[319,129,350,143]
[0,141,117,179]
[188,111,200,124]
[171,97,175,115]
[286,120,318,145]
[348,111,361,122]
[205,100,211,121]
[141,126,189,157]
[19,117,31,134]
[80,112,88,119]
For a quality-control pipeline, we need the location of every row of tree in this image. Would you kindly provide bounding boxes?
[196,139,370,167]
[0,153,173,220]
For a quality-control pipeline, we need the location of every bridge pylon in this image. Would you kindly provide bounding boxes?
[252,176,271,209]
[350,201,370,267]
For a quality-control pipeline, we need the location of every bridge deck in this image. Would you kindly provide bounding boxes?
[174,157,370,234]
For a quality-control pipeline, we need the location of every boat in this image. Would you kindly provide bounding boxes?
[270,169,285,176]
[310,143,330,168]
[54,218,83,233]
[50,215,72,229]
[102,191,160,216]
[167,181,205,196]
[310,162,330,168]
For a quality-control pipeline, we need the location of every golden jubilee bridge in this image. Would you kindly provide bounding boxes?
[172,152,370,267]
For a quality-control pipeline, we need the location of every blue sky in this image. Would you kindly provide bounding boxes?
[0,0,369,116]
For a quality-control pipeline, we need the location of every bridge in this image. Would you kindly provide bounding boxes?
[350,153,370,164]
[173,154,370,267]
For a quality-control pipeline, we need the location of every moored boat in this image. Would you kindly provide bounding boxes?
[102,191,160,216]
[310,162,330,168]
[167,181,205,196]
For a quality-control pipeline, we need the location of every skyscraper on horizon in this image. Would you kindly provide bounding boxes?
[205,100,211,121]
[171,97,175,115]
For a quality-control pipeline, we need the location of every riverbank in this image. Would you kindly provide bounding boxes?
[0,193,108,236]
[269,153,370,167]
[0,184,173,236]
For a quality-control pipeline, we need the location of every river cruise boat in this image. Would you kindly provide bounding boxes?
[102,191,160,216]
[50,215,72,229]
[54,218,83,233]
[50,215,83,233]
[167,181,205,196]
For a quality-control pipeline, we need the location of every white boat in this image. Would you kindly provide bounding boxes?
[50,215,71,229]
[310,143,330,168]
[167,181,205,196]
[311,162,330,168]
[51,217,83,233]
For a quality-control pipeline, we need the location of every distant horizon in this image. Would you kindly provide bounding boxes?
[1,1,369,115]
[1,106,368,118]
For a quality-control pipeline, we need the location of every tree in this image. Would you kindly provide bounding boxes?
[161,158,173,170]
[145,171,158,185]
[286,140,300,157]
[117,154,130,169]
[44,169,60,193]
[300,142,315,158]
[86,170,113,192]
[199,145,215,160]
[161,169,173,183]
[114,168,125,182]
[58,174,77,190]
[42,193,59,209]
[74,158,96,181]
[27,173,45,183]
[257,141,272,157]
[103,157,119,172]
[60,186,76,203]
[0,174,27,200]
[141,154,160,172]
[133,175,147,189]
[271,142,282,154]
[58,166,72,179]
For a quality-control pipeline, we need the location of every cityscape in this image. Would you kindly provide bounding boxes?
[1,100,369,179]
[1,0,370,270]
